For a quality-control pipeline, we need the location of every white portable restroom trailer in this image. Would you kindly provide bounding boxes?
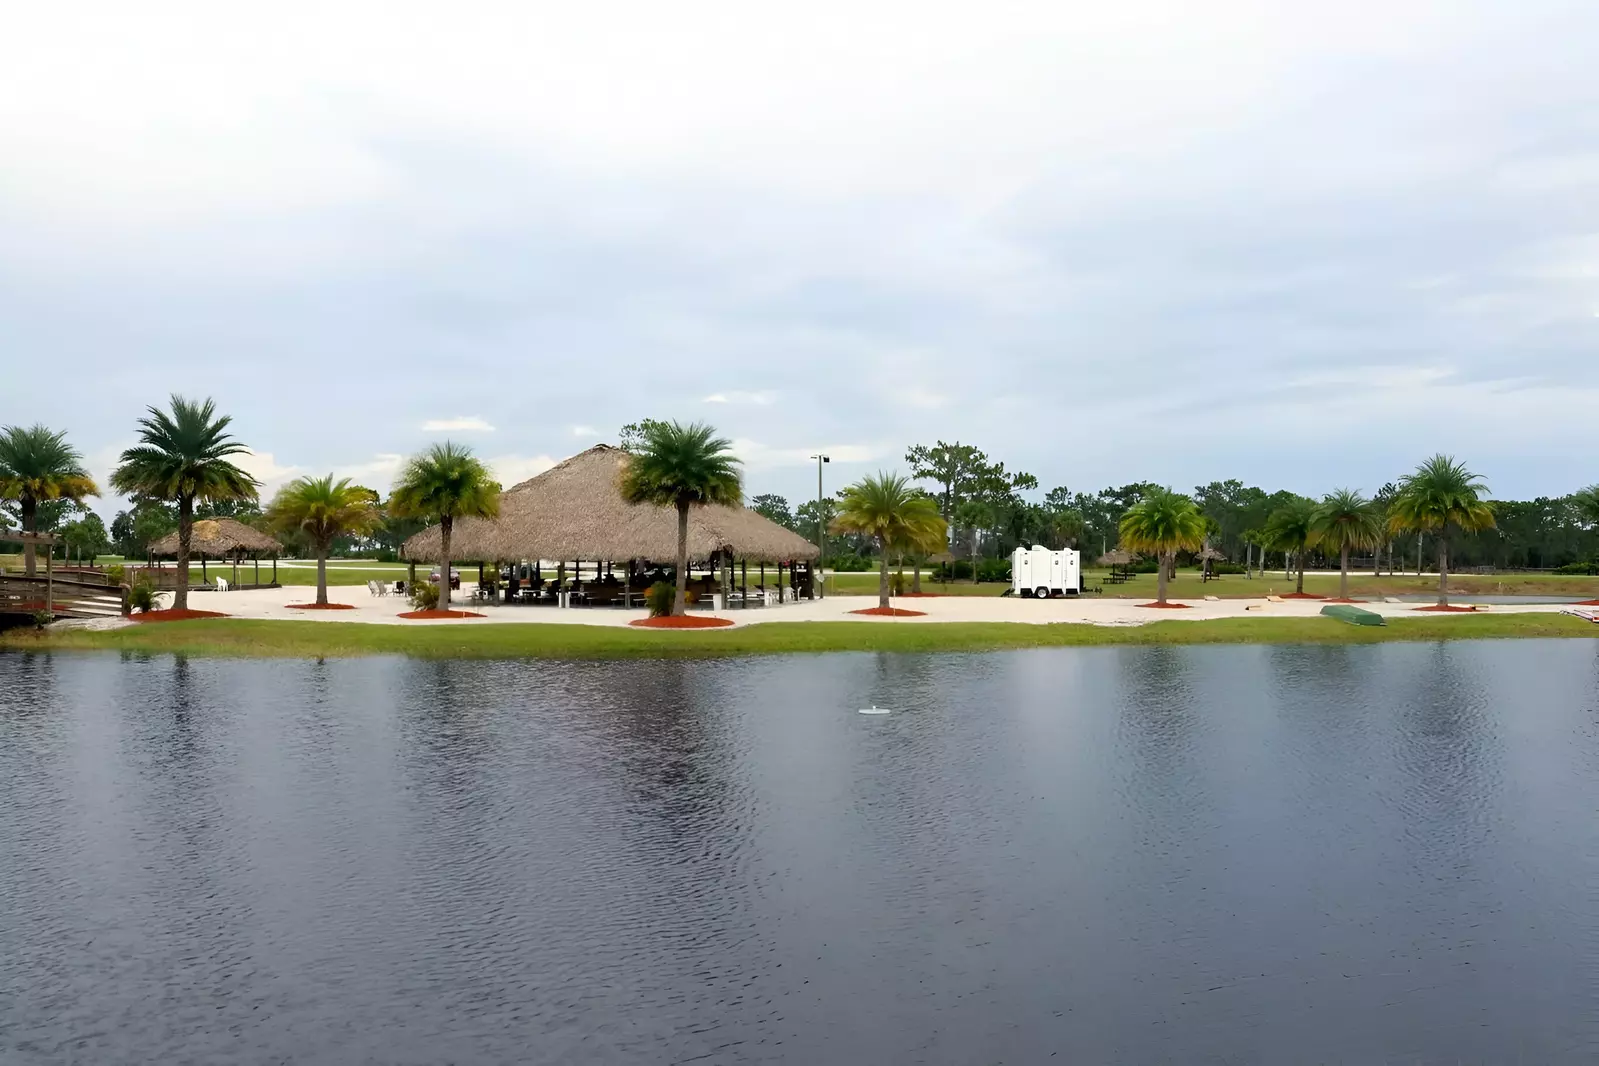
[1011,545,1083,598]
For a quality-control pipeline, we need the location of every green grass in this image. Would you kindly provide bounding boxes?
[827,568,1599,599]
[4,613,1594,660]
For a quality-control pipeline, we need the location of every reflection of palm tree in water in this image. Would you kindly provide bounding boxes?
[1390,643,1497,871]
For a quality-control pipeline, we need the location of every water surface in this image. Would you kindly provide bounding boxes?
[3,642,1598,1063]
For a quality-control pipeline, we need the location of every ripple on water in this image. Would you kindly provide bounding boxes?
[2,642,1598,1063]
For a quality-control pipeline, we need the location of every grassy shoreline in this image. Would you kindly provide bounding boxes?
[3,614,1595,660]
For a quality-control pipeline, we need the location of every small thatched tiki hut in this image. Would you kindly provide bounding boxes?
[402,445,820,597]
[1096,549,1136,568]
[149,518,283,587]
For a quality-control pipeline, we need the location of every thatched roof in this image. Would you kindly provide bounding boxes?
[149,518,282,557]
[402,445,820,565]
[1097,548,1137,566]
[1196,547,1227,562]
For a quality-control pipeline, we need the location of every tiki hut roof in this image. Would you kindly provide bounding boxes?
[1096,548,1137,566]
[149,518,282,557]
[1196,547,1227,562]
[401,445,820,565]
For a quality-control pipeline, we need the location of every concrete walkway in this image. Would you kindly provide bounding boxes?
[123,585,1577,628]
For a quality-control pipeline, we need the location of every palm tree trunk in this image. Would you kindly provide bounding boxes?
[1437,534,1449,607]
[1340,545,1350,600]
[878,542,891,609]
[316,546,329,606]
[674,502,690,616]
[439,516,452,609]
[912,558,923,593]
[1156,551,1170,604]
[174,495,193,611]
[21,497,37,577]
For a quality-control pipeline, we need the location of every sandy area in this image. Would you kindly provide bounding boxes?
[105,586,1578,629]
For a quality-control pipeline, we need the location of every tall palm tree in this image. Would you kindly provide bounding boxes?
[0,424,99,576]
[110,397,257,610]
[619,422,742,615]
[1311,489,1383,601]
[1116,487,1206,606]
[1574,485,1599,528]
[266,475,383,606]
[388,442,501,609]
[1263,497,1319,595]
[833,473,948,609]
[1387,454,1495,608]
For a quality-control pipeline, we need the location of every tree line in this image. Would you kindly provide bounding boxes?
[5,414,1598,613]
[742,439,1599,580]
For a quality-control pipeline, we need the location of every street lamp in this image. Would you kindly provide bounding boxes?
[811,454,829,597]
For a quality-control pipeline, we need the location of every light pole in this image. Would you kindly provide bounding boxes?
[811,454,829,598]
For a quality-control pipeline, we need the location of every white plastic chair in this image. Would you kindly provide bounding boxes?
[367,580,381,597]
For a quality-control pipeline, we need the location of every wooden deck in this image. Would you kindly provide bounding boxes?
[0,574,126,619]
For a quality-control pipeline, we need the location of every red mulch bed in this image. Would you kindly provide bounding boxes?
[629,615,735,629]
[285,603,357,610]
[1576,599,1599,607]
[1414,604,1476,613]
[1136,602,1192,609]
[849,606,928,617]
[397,609,485,620]
[133,609,229,623]
[1279,593,1327,600]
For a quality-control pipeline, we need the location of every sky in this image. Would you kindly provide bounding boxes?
[4,1,1597,522]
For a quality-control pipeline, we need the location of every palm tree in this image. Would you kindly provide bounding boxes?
[388,442,501,609]
[1116,487,1206,605]
[110,397,258,610]
[1387,454,1495,608]
[833,473,948,609]
[0,424,99,576]
[1311,489,1383,601]
[1574,485,1599,528]
[266,475,383,605]
[1263,497,1319,595]
[619,422,742,615]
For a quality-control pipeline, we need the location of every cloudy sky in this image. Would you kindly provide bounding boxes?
[4,1,1596,519]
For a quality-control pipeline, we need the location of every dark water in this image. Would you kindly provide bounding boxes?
[3,643,1598,1065]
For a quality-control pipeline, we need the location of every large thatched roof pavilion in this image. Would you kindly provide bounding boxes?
[402,445,819,566]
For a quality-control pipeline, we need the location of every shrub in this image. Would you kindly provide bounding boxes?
[408,579,440,611]
[105,563,127,585]
[32,609,54,629]
[646,580,676,617]
[128,576,158,614]
[890,571,907,596]
[827,553,875,572]
[1206,562,1246,575]
[1553,561,1598,575]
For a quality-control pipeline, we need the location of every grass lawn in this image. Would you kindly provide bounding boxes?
[4,613,1595,660]
[828,568,1599,600]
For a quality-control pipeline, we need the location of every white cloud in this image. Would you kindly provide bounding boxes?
[703,391,777,406]
[487,453,558,488]
[900,387,949,410]
[335,453,407,492]
[421,416,495,432]
[234,449,306,502]
[571,425,600,437]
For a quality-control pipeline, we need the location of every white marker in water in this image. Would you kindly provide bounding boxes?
[858,704,892,715]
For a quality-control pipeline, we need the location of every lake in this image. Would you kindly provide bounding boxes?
[3,642,1598,1064]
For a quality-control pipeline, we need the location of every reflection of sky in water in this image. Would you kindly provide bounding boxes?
[1,642,1596,1063]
